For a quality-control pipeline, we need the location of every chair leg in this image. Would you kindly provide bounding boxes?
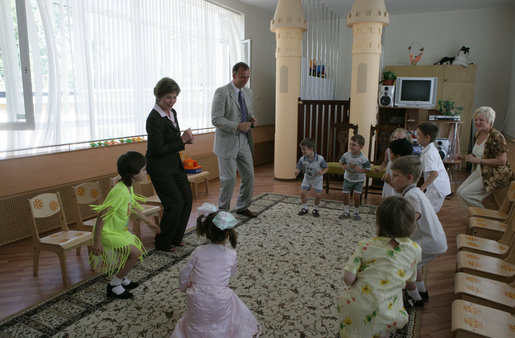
[325,175,330,194]
[57,252,69,287]
[33,248,40,276]
[134,221,141,239]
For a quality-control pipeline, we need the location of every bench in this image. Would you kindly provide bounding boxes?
[187,171,210,198]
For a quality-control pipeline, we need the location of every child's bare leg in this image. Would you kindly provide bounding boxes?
[340,192,351,219]
[300,189,308,205]
[314,192,322,207]
[342,192,350,205]
[117,246,141,279]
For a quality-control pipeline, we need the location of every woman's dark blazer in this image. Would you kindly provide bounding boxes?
[145,108,185,175]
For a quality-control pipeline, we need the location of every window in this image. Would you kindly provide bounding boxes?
[0,0,244,157]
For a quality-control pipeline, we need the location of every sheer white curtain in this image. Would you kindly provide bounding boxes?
[0,0,243,155]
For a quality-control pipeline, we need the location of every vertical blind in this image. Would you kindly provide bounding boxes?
[0,0,243,155]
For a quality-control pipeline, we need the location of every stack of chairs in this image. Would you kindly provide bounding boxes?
[452,181,515,337]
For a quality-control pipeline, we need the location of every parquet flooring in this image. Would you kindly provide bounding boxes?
[0,160,506,337]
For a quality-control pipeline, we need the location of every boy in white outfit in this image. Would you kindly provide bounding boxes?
[416,122,451,213]
[390,155,448,308]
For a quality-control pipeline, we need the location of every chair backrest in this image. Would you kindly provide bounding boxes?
[72,181,103,222]
[28,192,69,241]
[499,181,515,214]
[133,174,156,197]
[328,122,358,162]
[368,124,399,164]
[110,175,121,189]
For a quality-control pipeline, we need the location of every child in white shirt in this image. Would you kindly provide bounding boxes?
[416,123,451,213]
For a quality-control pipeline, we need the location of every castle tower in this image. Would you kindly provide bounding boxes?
[270,0,307,179]
[347,0,389,156]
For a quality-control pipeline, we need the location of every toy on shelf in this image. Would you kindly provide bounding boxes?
[183,158,202,174]
[408,42,424,65]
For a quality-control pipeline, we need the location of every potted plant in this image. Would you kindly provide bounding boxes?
[381,70,396,85]
[437,99,463,116]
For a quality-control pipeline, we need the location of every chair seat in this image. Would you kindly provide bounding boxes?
[456,251,515,281]
[366,165,385,179]
[452,299,515,337]
[82,218,96,228]
[468,217,507,240]
[457,234,510,256]
[455,272,515,312]
[141,204,161,215]
[144,195,161,204]
[326,162,344,175]
[467,206,508,220]
[40,230,93,250]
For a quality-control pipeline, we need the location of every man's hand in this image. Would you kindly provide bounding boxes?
[250,117,257,127]
[238,122,252,132]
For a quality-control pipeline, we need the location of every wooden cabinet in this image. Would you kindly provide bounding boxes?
[384,65,476,154]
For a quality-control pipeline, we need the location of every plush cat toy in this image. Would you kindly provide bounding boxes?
[434,46,472,67]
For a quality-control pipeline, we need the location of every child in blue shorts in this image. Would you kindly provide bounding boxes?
[295,138,328,217]
[339,134,371,220]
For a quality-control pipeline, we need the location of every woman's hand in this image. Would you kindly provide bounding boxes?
[181,128,193,144]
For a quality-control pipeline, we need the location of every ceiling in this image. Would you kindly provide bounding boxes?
[240,0,515,16]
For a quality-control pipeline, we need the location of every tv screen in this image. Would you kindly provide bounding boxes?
[400,80,431,101]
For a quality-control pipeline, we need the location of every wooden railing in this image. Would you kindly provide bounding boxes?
[297,98,350,161]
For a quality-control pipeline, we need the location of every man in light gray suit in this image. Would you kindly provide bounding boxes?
[211,62,257,217]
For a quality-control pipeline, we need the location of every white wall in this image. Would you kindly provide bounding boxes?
[501,18,515,138]
[215,0,277,126]
[335,7,515,133]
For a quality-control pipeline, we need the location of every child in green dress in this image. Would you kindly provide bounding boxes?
[90,151,160,299]
[337,196,421,337]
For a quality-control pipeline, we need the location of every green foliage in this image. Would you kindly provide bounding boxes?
[437,99,463,116]
[382,70,397,81]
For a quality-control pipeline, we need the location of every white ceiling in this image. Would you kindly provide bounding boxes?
[240,0,515,16]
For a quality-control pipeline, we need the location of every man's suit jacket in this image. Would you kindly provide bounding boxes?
[145,108,185,177]
[211,82,254,158]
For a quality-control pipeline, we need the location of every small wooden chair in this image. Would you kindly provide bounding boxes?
[133,175,162,207]
[28,192,93,286]
[110,176,161,238]
[324,122,358,193]
[466,181,515,220]
[468,203,514,240]
[72,181,104,255]
[458,217,514,258]
[456,245,515,283]
[454,272,515,314]
[451,299,515,337]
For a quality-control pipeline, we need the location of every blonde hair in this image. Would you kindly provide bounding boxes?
[391,128,410,141]
[390,155,422,182]
[473,106,495,125]
[376,196,416,238]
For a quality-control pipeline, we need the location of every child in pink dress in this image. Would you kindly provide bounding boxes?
[172,203,261,338]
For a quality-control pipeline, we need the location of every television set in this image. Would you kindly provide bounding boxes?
[394,77,438,108]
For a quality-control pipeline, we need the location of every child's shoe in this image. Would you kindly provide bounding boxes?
[298,208,308,215]
[403,291,424,309]
[338,212,351,219]
[353,213,361,220]
[312,209,320,217]
[419,290,429,302]
[107,284,134,299]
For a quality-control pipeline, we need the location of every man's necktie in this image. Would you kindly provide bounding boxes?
[238,90,248,134]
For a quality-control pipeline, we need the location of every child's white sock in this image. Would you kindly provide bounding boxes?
[344,205,349,213]
[302,203,307,210]
[313,205,318,211]
[121,277,132,286]
[416,281,427,293]
[354,206,360,214]
[109,275,123,286]
[407,288,422,301]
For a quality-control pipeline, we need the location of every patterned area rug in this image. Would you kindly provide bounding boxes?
[0,193,421,337]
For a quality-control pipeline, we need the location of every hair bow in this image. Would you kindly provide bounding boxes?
[197,202,238,230]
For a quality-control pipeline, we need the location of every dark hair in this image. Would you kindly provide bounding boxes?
[351,134,365,146]
[299,138,316,150]
[154,77,181,102]
[117,151,146,186]
[389,138,413,157]
[232,62,249,74]
[390,155,422,182]
[417,122,439,142]
[376,196,416,238]
[196,212,237,248]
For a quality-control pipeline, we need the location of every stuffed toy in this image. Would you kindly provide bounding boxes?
[434,46,472,67]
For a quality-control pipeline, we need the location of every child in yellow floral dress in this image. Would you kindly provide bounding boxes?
[337,196,421,337]
[90,151,160,299]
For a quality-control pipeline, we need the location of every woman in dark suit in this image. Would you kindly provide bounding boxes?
[146,78,193,252]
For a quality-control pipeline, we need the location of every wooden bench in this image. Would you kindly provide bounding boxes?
[451,299,515,337]
[187,171,210,198]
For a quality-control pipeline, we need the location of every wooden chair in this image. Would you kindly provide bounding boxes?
[28,192,93,286]
[466,181,515,221]
[133,175,161,207]
[363,124,397,198]
[456,245,515,283]
[454,272,515,314]
[72,181,104,255]
[468,203,514,240]
[458,216,514,258]
[110,176,161,238]
[451,299,515,337]
[325,122,358,193]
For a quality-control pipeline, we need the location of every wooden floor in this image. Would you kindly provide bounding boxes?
[0,162,499,337]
